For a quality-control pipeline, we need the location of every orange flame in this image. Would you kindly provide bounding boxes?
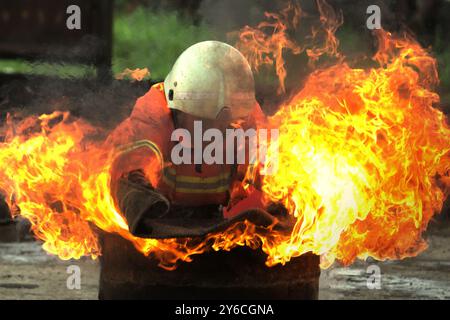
[261,30,449,268]
[0,3,449,270]
[115,68,151,82]
[233,0,342,94]
[233,2,303,94]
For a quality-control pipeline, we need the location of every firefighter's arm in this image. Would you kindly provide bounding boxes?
[115,169,170,237]
[224,165,289,221]
[111,143,172,238]
[224,162,264,218]
[107,84,173,236]
[110,135,171,237]
[224,102,287,219]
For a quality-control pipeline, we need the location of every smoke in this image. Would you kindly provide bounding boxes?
[195,0,419,116]
[1,78,147,131]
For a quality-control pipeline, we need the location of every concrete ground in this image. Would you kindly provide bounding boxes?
[319,220,450,300]
[0,220,449,300]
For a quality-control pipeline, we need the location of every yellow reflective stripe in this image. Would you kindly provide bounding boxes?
[163,168,230,184]
[152,83,164,92]
[161,172,230,194]
[162,174,175,188]
[115,140,164,169]
[174,185,229,194]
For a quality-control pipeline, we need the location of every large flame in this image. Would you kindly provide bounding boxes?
[261,30,449,267]
[0,2,448,269]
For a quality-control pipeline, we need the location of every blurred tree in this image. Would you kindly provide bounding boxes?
[115,0,203,23]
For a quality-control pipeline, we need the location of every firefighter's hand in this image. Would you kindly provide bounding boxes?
[223,189,265,219]
[115,171,170,237]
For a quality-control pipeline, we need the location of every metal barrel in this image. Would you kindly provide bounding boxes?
[98,232,320,300]
[0,197,16,242]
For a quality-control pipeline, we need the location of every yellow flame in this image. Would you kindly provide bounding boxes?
[0,7,448,270]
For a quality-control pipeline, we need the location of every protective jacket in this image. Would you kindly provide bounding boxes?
[107,83,268,237]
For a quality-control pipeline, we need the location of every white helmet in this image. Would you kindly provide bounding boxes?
[164,41,256,120]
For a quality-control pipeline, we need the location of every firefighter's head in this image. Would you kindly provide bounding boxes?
[164,41,256,130]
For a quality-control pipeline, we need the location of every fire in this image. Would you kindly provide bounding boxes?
[233,2,303,94]
[0,112,101,259]
[0,2,449,269]
[261,30,450,268]
[115,68,151,82]
[233,0,343,94]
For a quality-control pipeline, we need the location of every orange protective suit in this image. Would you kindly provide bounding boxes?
[108,83,266,212]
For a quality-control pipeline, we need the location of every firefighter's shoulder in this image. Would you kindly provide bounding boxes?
[151,82,165,92]
[133,82,168,112]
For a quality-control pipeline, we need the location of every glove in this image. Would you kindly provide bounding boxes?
[223,189,265,219]
[115,170,170,237]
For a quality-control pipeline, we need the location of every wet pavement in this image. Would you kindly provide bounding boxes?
[0,220,449,300]
[319,221,450,300]
[0,242,99,300]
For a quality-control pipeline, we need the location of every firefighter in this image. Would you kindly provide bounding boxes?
[107,41,270,238]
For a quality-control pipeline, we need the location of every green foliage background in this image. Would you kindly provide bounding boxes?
[0,3,447,104]
[113,7,217,80]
